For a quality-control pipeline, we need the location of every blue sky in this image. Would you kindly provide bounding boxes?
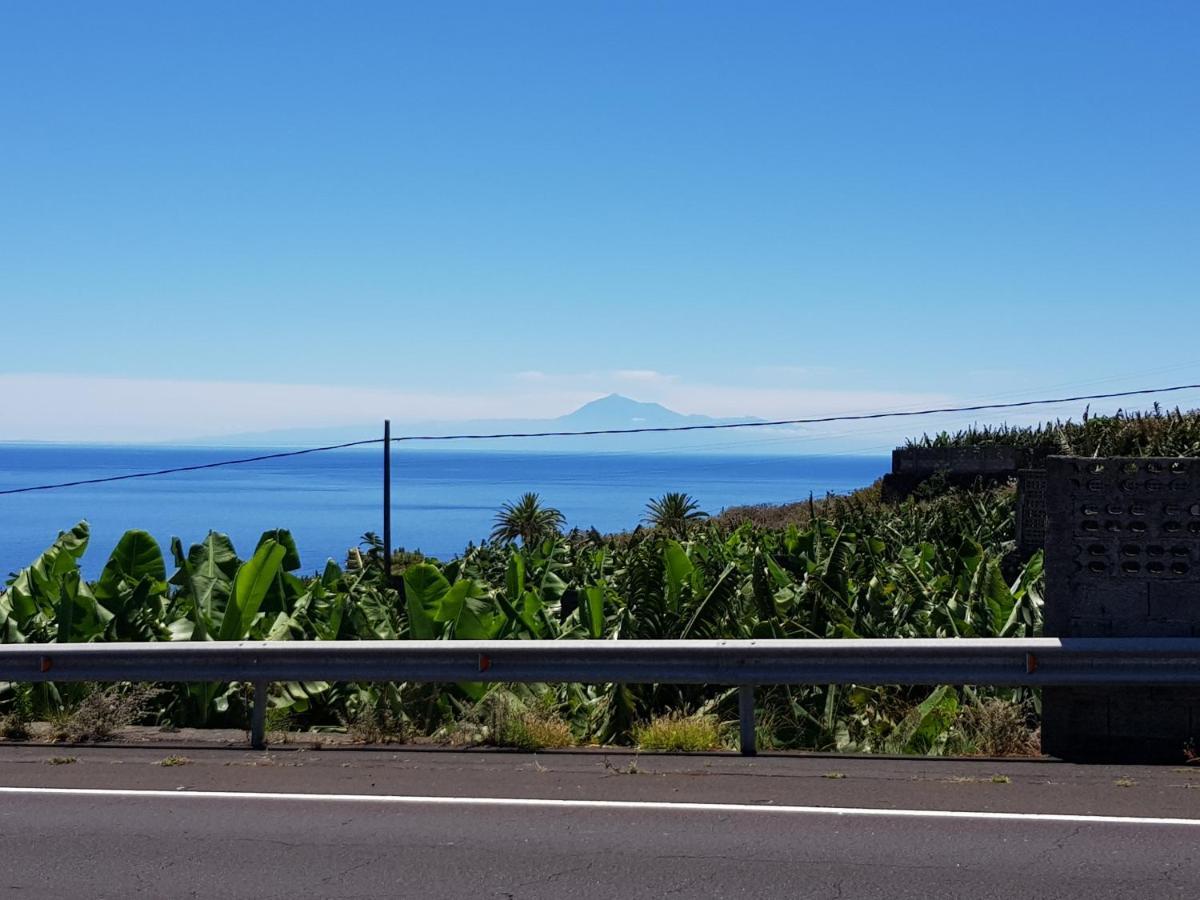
[2,2,1198,443]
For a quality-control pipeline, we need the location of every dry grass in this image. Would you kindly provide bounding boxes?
[466,693,575,751]
[940,773,1010,785]
[710,483,885,531]
[1,689,34,741]
[0,712,32,741]
[634,712,723,752]
[340,704,405,745]
[49,683,160,743]
[603,756,641,775]
[495,709,573,751]
[957,699,1041,757]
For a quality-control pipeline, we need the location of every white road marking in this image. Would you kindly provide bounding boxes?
[0,785,1197,827]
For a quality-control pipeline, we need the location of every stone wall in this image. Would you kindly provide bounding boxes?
[891,446,1027,476]
[1042,456,1200,762]
[881,446,1028,501]
[1015,468,1047,561]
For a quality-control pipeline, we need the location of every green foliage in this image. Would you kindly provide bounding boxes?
[644,492,708,537]
[635,712,723,751]
[908,405,1200,458]
[490,493,566,546]
[488,697,574,750]
[0,483,1045,752]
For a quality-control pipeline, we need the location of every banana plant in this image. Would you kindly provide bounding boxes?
[3,485,1046,749]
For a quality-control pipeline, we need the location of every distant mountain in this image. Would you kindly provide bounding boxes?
[557,394,716,429]
[189,394,788,453]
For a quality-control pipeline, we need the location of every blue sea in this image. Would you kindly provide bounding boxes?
[0,446,888,578]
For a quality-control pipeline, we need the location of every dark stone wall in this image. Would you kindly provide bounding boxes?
[882,447,1028,501]
[891,446,1028,476]
[1042,456,1200,762]
[1015,468,1047,560]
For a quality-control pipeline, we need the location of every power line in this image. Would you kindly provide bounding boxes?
[0,438,382,495]
[385,382,1200,440]
[2,381,1198,496]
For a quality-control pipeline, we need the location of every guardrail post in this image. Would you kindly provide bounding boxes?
[738,684,756,756]
[251,681,268,750]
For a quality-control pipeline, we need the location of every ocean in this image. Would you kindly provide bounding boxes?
[0,445,888,578]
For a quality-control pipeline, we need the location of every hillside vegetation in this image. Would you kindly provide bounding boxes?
[3,407,1193,753]
[0,488,1036,753]
[904,404,1200,458]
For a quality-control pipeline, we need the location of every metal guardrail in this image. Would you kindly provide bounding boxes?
[3,637,1199,753]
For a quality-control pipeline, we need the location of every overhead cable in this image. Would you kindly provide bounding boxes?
[2,381,1198,496]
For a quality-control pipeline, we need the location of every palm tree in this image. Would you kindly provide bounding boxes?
[491,493,566,546]
[643,492,708,537]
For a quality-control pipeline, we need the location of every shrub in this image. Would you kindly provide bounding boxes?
[956,699,1041,757]
[635,712,722,752]
[341,703,405,744]
[0,713,32,741]
[0,688,33,741]
[481,692,573,750]
[50,683,160,743]
[496,710,574,751]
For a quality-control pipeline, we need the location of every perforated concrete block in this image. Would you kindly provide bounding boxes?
[1043,457,1200,762]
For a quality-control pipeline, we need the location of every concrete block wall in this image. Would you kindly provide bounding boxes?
[890,446,1027,476]
[1015,468,1047,560]
[882,446,1028,500]
[1043,456,1200,762]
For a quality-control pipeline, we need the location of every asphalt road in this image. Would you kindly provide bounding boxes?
[2,746,1198,898]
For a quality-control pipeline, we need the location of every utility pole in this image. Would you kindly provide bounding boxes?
[383,419,392,583]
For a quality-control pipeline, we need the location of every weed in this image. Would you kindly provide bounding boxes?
[1114,777,1137,788]
[50,683,160,743]
[603,756,641,775]
[750,708,783,753]
[158,755,191,767]
[340,704,405,745]
[0,712,32,741]
[0,688,34,741]
[481,693,573,751]
[46,756,76,765]
[991,774,1011,784]
[956,699,1041,757]
[823,771,847,780]
[497,710,573,750]
[634,712,722,752]
[264,705,294,741]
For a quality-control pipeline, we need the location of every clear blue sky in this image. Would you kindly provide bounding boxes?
[2,2,1198,442]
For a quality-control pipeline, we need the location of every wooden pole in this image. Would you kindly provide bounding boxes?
[383,419,392,581]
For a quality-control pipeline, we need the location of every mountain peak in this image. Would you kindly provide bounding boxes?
[557,394,706,428]
[576,393,668,412]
